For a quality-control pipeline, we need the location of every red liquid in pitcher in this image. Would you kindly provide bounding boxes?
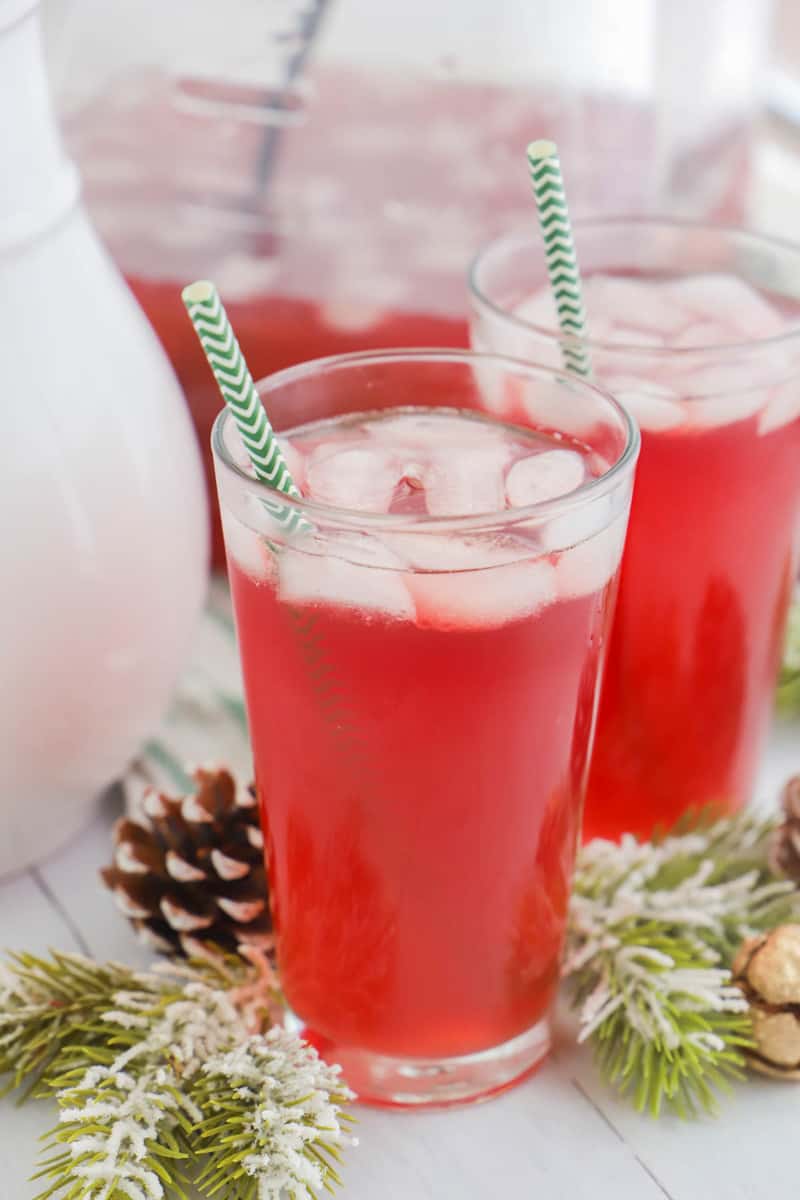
[224,407,622,1056]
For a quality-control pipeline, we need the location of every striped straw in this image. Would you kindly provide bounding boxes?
[526,139,591,378]
[182,281,309,534]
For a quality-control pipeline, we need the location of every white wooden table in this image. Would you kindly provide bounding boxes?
[1,718,797,1200]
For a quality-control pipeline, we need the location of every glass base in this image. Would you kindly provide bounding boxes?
[300,1018,551,1109]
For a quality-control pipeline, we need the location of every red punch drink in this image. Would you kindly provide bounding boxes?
[470,220,800,841]
[213,351,638,1106]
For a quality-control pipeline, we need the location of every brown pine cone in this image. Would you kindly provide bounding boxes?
[769,776,800,883]
[732,925,800,1079]
[101,767,271,957]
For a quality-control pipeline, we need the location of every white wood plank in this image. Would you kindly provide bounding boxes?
[566,1040,797,1200]
[340,1057,669,1200]
[0,867,83,956]
[0,868,88,1196]
[0,1098,54,1198]
[35,786,153,969]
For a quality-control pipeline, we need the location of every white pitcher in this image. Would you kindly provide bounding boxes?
[0,0,209,874]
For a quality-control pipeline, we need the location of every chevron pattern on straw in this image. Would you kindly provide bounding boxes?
[182,281,309,534]
[526,140,591,378]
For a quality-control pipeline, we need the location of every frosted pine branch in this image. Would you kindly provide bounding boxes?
[0,951,352,1200]
[565,811,800,1116]
[193,1029,355,1200]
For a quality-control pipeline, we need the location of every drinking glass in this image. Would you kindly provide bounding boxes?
[212,349,638,1105]
[470,219,800,840]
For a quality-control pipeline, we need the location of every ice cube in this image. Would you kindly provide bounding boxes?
[539,496,615,554]
[758,379,800,435]
[516,377,601,439]
[506,449,586,507]
[666,274,784,340]
[584,275,689,335]
[603,375,685,433]
[410,556,557,629]
[686,391,766,430]
[220,509,275,582]
[671,320,735,348]
[279,542,414,619]
[469,331,513,415]
[214,253,280,301]
[515,287,559,332]
[323,531,411,571]
[602,325,667,348]
[276,436,306,492]
[319,300,387,333]
[384,530,532,572]
[515,290,617,344]
[367,411,508,447]
[306,445,401,512]
[556,511,628,600]
[472,316,562,378]
[424,444,511,516]
[675,362,776,396]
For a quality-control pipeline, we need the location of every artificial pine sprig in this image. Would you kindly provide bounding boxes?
[0,951,155,1101]
[566,811,800,1117]
[0,951,351,1200]
[192,1031,355,1200]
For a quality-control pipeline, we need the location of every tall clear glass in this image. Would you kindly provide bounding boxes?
[212,349,638,1106]
[470,219,800,841]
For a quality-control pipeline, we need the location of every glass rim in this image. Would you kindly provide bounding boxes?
[468,216,800,358]
[211,347,640,533]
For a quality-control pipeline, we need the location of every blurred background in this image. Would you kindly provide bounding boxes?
[36,0,800,563]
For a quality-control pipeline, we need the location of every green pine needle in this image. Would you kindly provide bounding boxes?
[0,950,352,1200]
[566,809,800,1118]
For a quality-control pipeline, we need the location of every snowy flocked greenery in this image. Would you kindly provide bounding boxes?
[566,810,800,1116]
[0,951,352,1200]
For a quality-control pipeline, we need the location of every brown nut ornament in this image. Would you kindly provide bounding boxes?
[733,924,800,1079]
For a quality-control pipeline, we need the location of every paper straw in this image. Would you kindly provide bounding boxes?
[182,281,309,534]
[526,139,592,378]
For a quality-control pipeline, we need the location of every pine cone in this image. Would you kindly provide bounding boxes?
[101,767,271,957]
[769,776,800,883]
[732,925,800,1080]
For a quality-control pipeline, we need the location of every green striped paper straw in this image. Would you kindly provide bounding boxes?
[182,281,309,534]
[526,139,592,378]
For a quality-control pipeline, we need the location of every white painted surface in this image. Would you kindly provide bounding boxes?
[0,719,796,1199]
